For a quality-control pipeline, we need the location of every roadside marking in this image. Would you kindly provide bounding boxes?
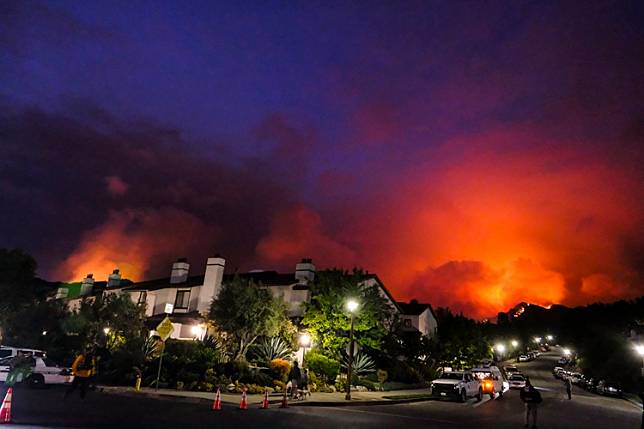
[471,396,491,408]
[315,406,457,425]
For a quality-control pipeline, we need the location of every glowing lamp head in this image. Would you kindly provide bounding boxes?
[103,327,110,334]
[495,344,506,353]
[511,340,519,348]
[346,299,359,313]
[563,348,571,356]
[191,324,205,337]
[546,335,554,341]
[635,344,644,357]
[534,337,541,343]
[299,332,311,347]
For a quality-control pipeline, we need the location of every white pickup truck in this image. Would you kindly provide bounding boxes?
[431,371,482,402]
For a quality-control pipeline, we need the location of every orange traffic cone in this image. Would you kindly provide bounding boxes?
[259,389,269,409]
[239,389,248,410]
[212,387,222,410]
[279,390,288,408]
[0,387,13,424]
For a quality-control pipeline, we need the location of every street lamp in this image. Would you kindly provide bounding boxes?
[495,343,506,360]
[103,327,110,334]
[546,335,554,342]
[345,298,360,401]
[511,340,519,348]
[563,348,571,356]
[533,337,541,344]
[300,332,311,363]
[634,344,644,377]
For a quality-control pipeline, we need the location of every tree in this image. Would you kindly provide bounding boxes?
[429,307,492,369]
[302,269,395,357]
[209,276,289,361]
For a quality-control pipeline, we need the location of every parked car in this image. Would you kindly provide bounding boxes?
[554,367,566,379]
[557,357,568,365]
[508,374,527,389]
[0,346,46,360]
[596,381,622,397]
[0,356,73,387]
[570,372,584,385]
[518,355,530,362]
[584,377,597,393]
[472,365,505,398]
[431,371,482,402]
[505,365,519,376]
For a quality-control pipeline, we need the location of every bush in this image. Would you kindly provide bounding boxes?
[387,361,423,383]
[273,379,285,392]
[304,350,340,384]
[269,358,291,382]
[358,378,377,391]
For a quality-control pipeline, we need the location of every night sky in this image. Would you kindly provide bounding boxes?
[2,0,643,317]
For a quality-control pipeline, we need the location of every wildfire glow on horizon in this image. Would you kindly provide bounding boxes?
[1,2,643,319]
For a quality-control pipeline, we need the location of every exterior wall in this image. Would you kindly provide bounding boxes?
[402,315,420,331]
[403,309,438,338]
[266,284,308,317]
[151,288,177,315]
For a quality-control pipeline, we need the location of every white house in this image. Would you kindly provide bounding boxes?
[57,255,416,342]
[398,300,438,338]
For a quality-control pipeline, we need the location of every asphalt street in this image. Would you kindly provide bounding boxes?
[2,350,641,428]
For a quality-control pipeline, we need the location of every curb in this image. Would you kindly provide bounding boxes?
[101,388,437,408]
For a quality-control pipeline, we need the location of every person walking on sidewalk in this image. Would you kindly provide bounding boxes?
[65,347,96,399]
[520,377,542,429]
[565,376,572,400]
[288,361,302,400]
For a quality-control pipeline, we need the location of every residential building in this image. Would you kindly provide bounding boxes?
[397,299,438,338]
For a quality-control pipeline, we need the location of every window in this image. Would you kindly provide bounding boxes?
[403,318,412,328]
[0,350,11,359]
[174,290,191,309]
[137,291,148,305]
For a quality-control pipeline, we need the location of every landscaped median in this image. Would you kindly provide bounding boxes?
[99,385,436,407]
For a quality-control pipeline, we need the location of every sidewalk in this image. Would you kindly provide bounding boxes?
[100,385,434,407]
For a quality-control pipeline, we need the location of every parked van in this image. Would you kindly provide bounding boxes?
[472,365,505,398]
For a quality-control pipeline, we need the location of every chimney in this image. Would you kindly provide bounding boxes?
[80,273,94,296]
[198,255,225,314]
[107,269,122,288]
[170,258,190,284]
[295,258,315,283]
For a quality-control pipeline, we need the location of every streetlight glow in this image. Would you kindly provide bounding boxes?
[511,340,519,348]
[635,344,644,357]
[103,327,110,334]
[534,337,541,343]
[563,348,571,356]
[346,299,359,313]
[546,335,553,341]
[299,332,311,347]
[495,343,506,353]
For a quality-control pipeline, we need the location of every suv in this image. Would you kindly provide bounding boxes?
[0,346,46,360]
[0,356,73,386]
[431,371,482,402]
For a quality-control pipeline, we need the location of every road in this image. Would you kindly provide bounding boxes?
[2,350,641,428]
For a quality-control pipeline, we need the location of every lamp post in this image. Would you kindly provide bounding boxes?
[635,344,644,377]
[300,332,311,364]
[345,298,359,401]
[511,340,519,348]
[495,343,506,361]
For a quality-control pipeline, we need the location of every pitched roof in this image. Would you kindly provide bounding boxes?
[398,300,435,317]
[124,275,205,291]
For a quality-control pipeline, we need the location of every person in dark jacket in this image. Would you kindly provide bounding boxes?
[288,361,302,399]
[520,377,542,429]
[565,377,572,400]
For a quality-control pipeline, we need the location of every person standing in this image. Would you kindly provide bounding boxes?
[300,368,311,399]
[565,377,572,400]
[520,377,542,429]
[65,347,96,399]
[288,361,302,399]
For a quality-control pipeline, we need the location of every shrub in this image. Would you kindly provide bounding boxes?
[340,351,376,376]
[273,379,285,392]
[358,379,377,391]
[250,337,292,363]
[269,358,291,382]
[304,350,340,384]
